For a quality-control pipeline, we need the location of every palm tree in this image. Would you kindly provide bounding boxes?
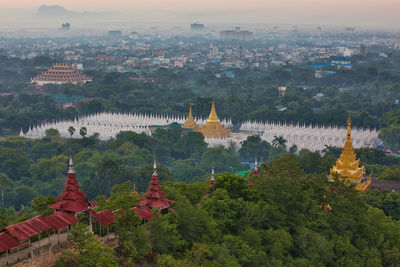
[272,136,287,148]
[79,127,87,138]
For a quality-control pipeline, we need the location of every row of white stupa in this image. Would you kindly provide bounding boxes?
[21,112,233,142]
[20,112,382,152]
[240,120,382,151]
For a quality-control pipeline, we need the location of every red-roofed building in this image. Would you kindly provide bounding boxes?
[135,159,175,212]
[248,158,259,187]
[204,165,216,198]
[48,153,94,214]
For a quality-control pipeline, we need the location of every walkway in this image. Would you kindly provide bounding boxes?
[0,232,116,266]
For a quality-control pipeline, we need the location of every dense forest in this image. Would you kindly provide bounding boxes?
[53,156,400,266]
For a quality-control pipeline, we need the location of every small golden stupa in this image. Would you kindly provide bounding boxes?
[330,116,371,191]
[182,105,200,130]
[198,101,231,138]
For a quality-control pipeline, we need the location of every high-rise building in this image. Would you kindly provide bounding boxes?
[108,30,122,38]
[61,22,70,31]
[360,44,368,56]
[220,30,253,41]
[191,23,204,31]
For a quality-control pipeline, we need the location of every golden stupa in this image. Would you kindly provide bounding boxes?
[330,116,371,191]
[198,101,231,138]
[182,105,200,130]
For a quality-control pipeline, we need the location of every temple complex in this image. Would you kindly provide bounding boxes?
[182,105,200,130]
[48,153,94,213]
[198,101,231,138]
[31,63,92,85]
[135,159,176,211]
[329,116,372,191]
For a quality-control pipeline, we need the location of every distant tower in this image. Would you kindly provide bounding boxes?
[278,86,287,97]
[209,42,218,57]
[61,22,70,31]
[360,44,368,56]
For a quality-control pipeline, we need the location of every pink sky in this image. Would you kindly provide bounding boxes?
[1,0,399,26]
[1,0,399,13]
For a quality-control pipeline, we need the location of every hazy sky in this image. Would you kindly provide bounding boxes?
[1,0,400,27]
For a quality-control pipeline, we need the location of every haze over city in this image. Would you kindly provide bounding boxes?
[0,0,400,28]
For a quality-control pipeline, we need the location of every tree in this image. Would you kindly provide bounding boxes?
[45,128,60,138]
[68,126,76,137]
[272,136,287,148]
[58,223,118,267]
[31,195,55,216]
[79,127,87,138]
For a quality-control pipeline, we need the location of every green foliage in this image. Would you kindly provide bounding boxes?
[58,223,118,267]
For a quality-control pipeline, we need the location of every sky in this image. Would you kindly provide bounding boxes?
[0,0,400,27]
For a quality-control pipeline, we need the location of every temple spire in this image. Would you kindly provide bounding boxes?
[68,152,75,174]
[182,104,200,130]
[210,164,215,185]
[347,115,351,139]
[253,157,259,176]
[153,157,158,177]
[207,101,219,123]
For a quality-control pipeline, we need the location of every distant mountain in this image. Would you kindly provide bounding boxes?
[34,5,124,20]
[36,5,77,17]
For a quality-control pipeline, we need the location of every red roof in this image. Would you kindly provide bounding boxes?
[0,232,19,252]
[43,211,79,231]
[92,209,115,226]
[6,216,51,241]
[133,207,154,221]
[48,154,91,213]
[135,162,175,210]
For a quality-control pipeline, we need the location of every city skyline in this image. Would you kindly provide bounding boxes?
[0,0,399,28]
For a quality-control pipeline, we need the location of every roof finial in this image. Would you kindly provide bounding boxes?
[254,157,258,171]
[347,114,352,139]
[68,152,75,174]
[153,156,158,176]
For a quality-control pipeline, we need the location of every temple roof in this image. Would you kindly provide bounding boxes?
[31,63,92,84]
[330,116,371,191]
[135,159,176,210]
[182,105,199,130]
[48,153,92,213]
[198,101,231,138]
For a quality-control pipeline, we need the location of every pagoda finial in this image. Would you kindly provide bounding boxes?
[153,157,158,176]
[68,152,75,174]
[254,157,258,171]
[347,115,352,139]
[207,100,219,123]
[211,164,215,181]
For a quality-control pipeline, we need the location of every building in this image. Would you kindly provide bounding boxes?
[331,58,352,69]
[190,23,204,31]
[278,86,287,97]
[219,30,253,41]
[182,105,200,130]
[198,101,231,138]
[31,63,92,85]
[329,116,372,191]
[108,30,122,38]
[209,42,219,57]
[135,159,176,212]
[48,153,95,213]
[360,44,368,56]
[61,22,70,31]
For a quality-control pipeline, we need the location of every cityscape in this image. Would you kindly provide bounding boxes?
[1,1,400,266]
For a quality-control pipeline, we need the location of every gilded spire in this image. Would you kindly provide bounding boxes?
[207,101,220,123]
[182,104,199,130]
[330,115,371,191]
[347,115,351,139]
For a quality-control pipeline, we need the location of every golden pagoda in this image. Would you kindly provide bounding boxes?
[182,105,200,130]
[330,116,371,191]
[198,101,231,138]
